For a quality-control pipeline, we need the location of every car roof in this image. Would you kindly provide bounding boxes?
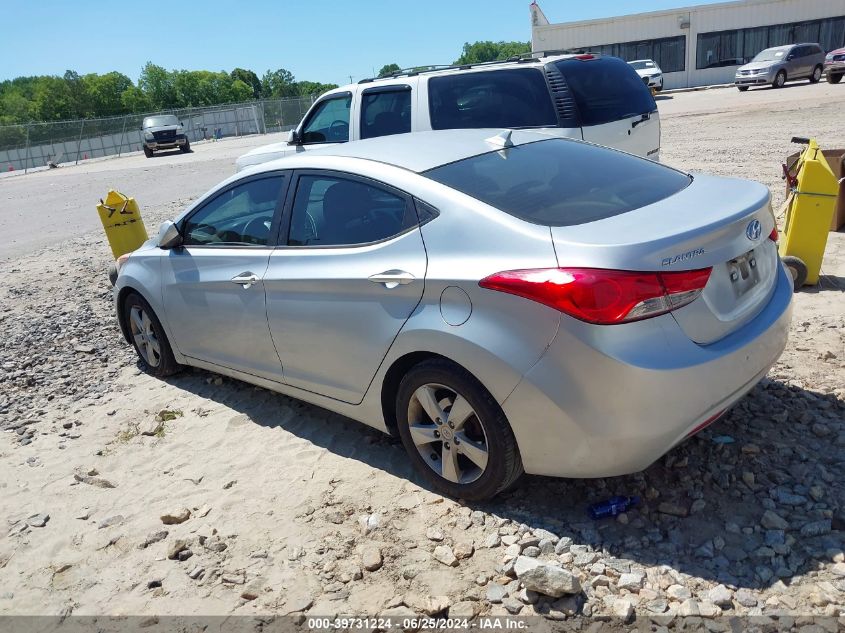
[318,53,589,96]
[252,129,557,174]
[628,59,656,63]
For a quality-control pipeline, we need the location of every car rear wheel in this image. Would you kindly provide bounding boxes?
[810,65,823,83]
[782,256,808,291]
[737,86,749,92]
[395,359,523,500]
[143,146,153,158]
[123,292,180,377]
[773,70,787,88]
[828,73,843,84]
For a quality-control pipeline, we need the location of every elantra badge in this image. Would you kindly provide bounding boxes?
[746,219,762,241]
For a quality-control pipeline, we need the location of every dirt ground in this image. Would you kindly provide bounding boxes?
[1,82,843,626]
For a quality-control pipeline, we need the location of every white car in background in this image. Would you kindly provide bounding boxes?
[236,53,662,171]
[628,59,664,92]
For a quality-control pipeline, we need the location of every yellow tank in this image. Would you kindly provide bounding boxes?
[779,139,838,288]
[96,190,149,259]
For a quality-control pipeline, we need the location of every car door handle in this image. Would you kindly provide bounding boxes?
[231,272,259,288]
[368,270,415,288]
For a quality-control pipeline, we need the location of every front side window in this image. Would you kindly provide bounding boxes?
[428,68,557,130]
[360,87,412,139]
[301,96,351,144]
[288,175,412,247]
[424,139,691,227]
[183,176,284,246]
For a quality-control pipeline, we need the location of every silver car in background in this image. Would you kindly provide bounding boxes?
[113,130,792,499]
[735,43,826,90]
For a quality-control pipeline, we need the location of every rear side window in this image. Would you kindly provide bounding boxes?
[554,57,656,127]
[423,139,691,227]
[361,87,412,139]
[428,68,557,130]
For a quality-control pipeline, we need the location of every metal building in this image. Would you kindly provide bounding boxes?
[530,0,845,89]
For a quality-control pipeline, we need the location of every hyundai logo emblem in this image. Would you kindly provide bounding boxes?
[746,219,762,241]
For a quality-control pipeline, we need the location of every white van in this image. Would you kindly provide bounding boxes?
[236,53,661,171]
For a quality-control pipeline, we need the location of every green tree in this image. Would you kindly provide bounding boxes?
[261,68,297,98]
[454,41,531,65]
[82,71,133,116]
[32,76,75,121]
[294,80,339,97]
[378,63,401,77]
[230,68,261,99]
[120,86,152,114]
[139,62,177,109]
[231,79,255,102]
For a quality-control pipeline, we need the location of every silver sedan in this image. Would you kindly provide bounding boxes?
[113,129,792,499]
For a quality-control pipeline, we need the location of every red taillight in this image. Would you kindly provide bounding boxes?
[575,54,595,60]
[769,226,778,242]
[686,409,727,437]
[479,267,712,325]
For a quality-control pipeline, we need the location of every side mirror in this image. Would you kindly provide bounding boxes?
[157,220,182,249]
[288,129,301,145]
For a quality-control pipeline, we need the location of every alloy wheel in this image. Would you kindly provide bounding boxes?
[407,383,489,484]
[129,305,161,368]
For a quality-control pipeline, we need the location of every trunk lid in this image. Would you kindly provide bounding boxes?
[550,174,779,344]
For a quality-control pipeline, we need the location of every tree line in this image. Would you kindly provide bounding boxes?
[1,41,530,126]
[0,63,338,126]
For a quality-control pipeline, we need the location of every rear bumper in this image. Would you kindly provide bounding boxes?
[501,262,793,478]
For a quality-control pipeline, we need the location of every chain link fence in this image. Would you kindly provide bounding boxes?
[0,96,316,174]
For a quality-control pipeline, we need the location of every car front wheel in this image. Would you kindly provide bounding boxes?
[123,292,180,377]
[395,359,523,500]
[180,139,191,153]
[828,73,843,84]
[737,86,749,92]
[143,146,153,158]
[773,70,787,88]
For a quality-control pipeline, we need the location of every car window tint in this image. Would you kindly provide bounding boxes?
[424,139,691,227]
[360,88,412,139]
[428,68,557,130]
[301,96,351,144]
[183,176,284,246]
[554,57,656,126]
[288,175,411,246]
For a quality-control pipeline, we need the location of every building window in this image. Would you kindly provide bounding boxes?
[696,16,845,69]
[578,36,686,73]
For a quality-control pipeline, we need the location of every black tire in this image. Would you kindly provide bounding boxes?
[107,261,118,287]
[772,70,787,89]
[828,73,843,84]
[395,358,523,500]
[782,256,808,291]
[737,86,749,92]
[123,292,180,377]
[180,139,191,153]
[809,65,823,83]
[143,146,153,158]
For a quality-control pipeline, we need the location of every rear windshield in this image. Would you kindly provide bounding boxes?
[423,138,691,227]
[555,57,656,126]
[428,68,557,130]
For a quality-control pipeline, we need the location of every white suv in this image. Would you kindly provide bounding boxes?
[236,53,661,171]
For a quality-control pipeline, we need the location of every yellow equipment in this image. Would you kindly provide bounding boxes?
[96,190,148,259]
[779,138,839,290]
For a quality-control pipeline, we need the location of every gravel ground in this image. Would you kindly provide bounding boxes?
[1,83,844,627]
